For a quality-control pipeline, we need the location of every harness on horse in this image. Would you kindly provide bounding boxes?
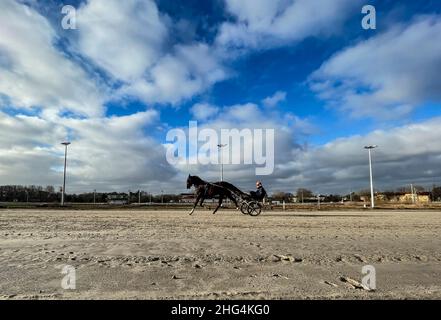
[203,184,210,197]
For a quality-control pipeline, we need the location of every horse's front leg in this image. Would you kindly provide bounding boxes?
[213,196,224,214]
[189,192,203,215]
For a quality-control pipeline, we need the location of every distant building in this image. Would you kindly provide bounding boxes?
[180,193,195,203]
[107,194,128,205]
[396,192,431,204]
[291,195,323,203]
[375,194,388,202]
[375,192,431,204]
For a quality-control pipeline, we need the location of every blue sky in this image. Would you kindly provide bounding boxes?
[0,0,441,194]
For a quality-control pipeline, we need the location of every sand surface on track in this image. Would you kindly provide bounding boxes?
[1,209,440,299]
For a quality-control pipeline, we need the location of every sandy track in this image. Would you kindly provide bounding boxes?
[0,209,440,299]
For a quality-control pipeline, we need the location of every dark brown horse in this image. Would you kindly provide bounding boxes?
[186,175,245,215]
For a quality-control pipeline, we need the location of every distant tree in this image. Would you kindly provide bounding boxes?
[272,192,292,202]
[357,189,372,197]
[296,188,313,201]
[324,194,343,202]
[396,185,425,193]
[381,191,397,201]
[163,194,181,203]
[413,185,426,192]
[432,186,441,202]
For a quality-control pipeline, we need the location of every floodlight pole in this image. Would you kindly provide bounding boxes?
[368,149,374,208]
[61,142,71,206]
[217,144,227,181]
[410,184,416,204]
[364,145,378,209]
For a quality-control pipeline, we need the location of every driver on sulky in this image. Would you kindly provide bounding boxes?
[250,181,267,202]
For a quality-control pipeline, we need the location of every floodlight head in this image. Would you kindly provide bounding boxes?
[217,144,227,148]
[364,145,378,149]
[61,142,71,146]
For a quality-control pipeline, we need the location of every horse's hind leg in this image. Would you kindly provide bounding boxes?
[227,193,239,210]
[213,196,224,214]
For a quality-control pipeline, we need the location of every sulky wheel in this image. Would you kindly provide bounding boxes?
[247,202,262,216]
[240,202,250,215]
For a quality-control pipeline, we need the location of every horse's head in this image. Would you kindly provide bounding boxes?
[187,175,204,189]
[186,175,193,189]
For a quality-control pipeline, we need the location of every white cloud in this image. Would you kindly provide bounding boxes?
[0,0,104,117]
[0,0,230,113]
[59,110,177,191]
[217,0,362,49]
[276,117,441,193]
[117,43,228,105]
[262,91,286,107]
[172,102,311,189]
[0,111,66,149]
[309,15,441,119]
[173,102,441,194]
[77,0,167,81]
[76,0,228,106]
[191,103,220,120]
[2,105,440,195]
[0,110,177,192]
[0,0,228,193]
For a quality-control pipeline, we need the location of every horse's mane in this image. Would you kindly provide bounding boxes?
[190,175,206,185]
